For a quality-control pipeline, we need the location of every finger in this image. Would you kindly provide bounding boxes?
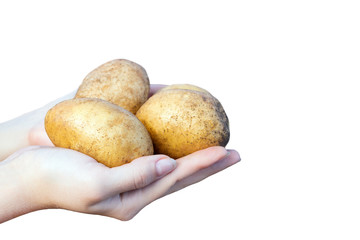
[29,123,54,146]
[165,149,240,195]
[149,84,167,97]
[122,146,228,213]
[104,155,177,196]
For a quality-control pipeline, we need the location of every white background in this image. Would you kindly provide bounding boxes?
[0,0,360,239]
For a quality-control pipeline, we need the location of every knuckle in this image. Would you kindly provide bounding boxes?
[133,169,150,189]
[83,180,106,204]
[118,207,139,221]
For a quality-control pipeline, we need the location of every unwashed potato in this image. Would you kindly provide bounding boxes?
[158,84,210,94]
[45,98,154,167]
[75,59,150,114]
[136,89,230,159]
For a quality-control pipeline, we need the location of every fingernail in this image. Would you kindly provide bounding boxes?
[156,158,177,176]
[227,150,241,163]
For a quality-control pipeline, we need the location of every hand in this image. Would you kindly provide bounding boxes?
[0,145,239,222]
[0,83,240,222]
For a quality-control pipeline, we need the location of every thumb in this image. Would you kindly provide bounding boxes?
[104,155,177,195]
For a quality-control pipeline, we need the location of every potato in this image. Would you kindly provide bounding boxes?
[136,89,230,159]
[75,59,150,114]
[158,84,210,94]
[45,98,154,167]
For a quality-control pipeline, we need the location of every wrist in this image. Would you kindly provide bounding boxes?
[0,153,45,222]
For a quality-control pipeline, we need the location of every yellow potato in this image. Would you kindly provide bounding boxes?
[75,59,150,114]
[158,84,210,94]
[45,98,154,167]
[136,89,230,159]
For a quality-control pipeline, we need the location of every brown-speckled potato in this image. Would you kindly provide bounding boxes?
[45,98,153,167]
[136,89,230,159]
[158,84,210,94]
[75,59,150,114]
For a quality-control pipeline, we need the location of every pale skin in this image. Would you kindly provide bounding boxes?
[0,85,240,223]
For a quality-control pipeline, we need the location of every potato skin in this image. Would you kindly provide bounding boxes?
[158,84,210,94]
[136,89,230,159]
[75,59,150,114]
[45,98,154,167]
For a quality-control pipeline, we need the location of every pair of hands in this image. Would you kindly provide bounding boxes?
[0,85,240,222]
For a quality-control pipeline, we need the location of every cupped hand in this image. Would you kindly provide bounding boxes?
[15,83,240,221]
[7,145,239,221]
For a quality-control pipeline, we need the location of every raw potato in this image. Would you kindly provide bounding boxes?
[136,89,230,159]
[75,59,150,114]
[45,98,154,167]
[158,84,210,94]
